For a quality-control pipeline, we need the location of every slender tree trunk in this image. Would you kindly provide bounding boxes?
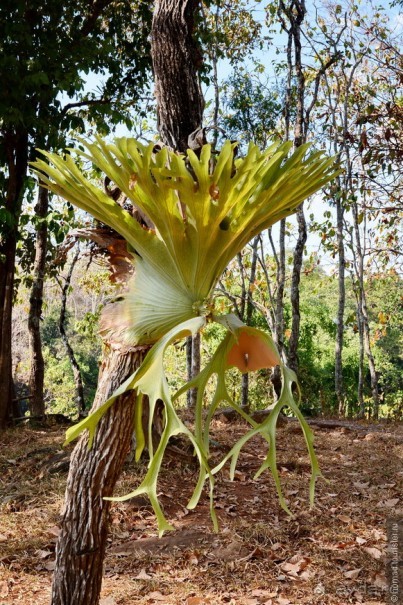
[270,221,286,398]
[27,184,49,417]
[241,236,259,411]
[335,194,345,415]
[356,300,365,418]
[361,290,379,419]
[58,247,86,415]
[51,343,149,605]
[187,332,201,409]
[0,130,28,429]
[288,205,307,373]
[351,203,379,418]
[186,336,193,407]
[283,0,307,374]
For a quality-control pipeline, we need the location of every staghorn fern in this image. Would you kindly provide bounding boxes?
[32,137,340,535]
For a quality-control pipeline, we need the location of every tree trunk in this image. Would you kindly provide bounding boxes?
[270,222,286,398]
[0,130,28,429]
[58,247,86,415]
[151,0,204,152]
[335,194,345,416]
[52,0,205,601]
[351,202,379,418]
[288,205,307,373]
[187,332,201,409]
[51,343,149,605]
[282,0,307,375]
[241,236,259,411]
[28,184,49,417]
[356,302,365,418]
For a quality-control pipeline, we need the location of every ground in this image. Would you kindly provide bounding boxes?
[0,416,402,605]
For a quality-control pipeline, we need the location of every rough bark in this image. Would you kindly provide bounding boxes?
[151,0,204,151]
[58,247,86,415]
[51,343,149,605]
[28,184,49,417]
[52,0,205,601]
[0,130,28,429]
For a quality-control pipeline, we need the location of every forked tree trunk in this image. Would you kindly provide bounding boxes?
[51,343,149,605]
[28,184,49,417]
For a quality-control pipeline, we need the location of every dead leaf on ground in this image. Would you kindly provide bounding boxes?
[280,556,311,578]
[36,549,52,559]
[186,597,208,605]
[0,581,9,597]
[344,567,362,579]
[251,589,277,598]
[380,498,399,508]
[100,597,117,605]
[134,569,152,580]
[148,591,168,601]
[363,546,383,559]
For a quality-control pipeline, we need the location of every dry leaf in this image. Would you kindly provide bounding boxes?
[100,598,117,605]
[356,537,367,545]
[277,598,291,605]
[383,498,399,508]
[371,529,386,541]
[148,591,167,601]
[0,533,8,542]
[353,481,369,489]
[363,546,383,560]
[36,549,52,559]
[43,560,56,571]
[134,569,152,580]
[372,572,388,589]
[339,515,352,524]
[281,555,311,577]
[186,597,206,605]
[0,581,9,598]
[344,568,361,579]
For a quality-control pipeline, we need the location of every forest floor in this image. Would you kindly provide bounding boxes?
[0,415,402,605]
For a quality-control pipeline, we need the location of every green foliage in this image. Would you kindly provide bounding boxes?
[41,304,101,417]
[222,70,283,146]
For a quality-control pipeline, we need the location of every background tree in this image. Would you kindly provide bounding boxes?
[0,0,152,427]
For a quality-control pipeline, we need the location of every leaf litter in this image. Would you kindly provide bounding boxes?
[0,418,401,604]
